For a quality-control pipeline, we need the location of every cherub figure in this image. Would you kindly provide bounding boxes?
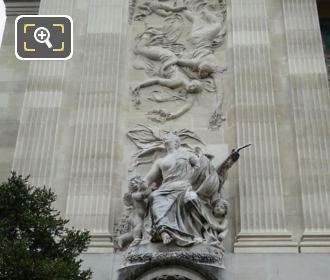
[117,176,154,248]
[210,198,229,242]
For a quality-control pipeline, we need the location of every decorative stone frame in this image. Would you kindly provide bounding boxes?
[137,266,207,280]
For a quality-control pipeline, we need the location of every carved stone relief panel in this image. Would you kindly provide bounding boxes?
[128,0,227,129]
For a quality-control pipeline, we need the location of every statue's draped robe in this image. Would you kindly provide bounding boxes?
[146,151,223,247]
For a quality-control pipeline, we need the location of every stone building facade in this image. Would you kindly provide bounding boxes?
[1,0,330,279]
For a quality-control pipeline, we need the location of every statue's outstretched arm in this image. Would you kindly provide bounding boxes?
[216,150,239,179]
[143,160,161,187]
[216,144,251,178]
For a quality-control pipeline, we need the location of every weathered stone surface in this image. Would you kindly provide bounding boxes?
[1,0,330,279]
[117,242,224,280]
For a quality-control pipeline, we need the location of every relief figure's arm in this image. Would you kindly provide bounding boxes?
[177,58,199,69]
[137,4,150,11]
[153,9,171,17]
[143,159,162,187]
[131,192,144,201]
[137,78,181,91]
[158,3,187,12]
[157,77,182,89]
[162,58,199,73]
[211,218,228,233]
[217,219,229,240]
[189,148,200,169]
[138,78,160,89]
[183,10,194,22]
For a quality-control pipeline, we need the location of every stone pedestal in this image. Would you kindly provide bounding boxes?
[117,242,225,280]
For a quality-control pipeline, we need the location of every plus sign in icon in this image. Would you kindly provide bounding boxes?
[15,15,73,60]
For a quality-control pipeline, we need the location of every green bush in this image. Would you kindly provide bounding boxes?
[0,172,92,280]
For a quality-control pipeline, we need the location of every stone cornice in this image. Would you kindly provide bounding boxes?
[4,0,40,16]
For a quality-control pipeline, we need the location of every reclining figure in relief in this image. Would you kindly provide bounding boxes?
[131,1,227,127]
[136,0,187,19]
[132,34,204,122]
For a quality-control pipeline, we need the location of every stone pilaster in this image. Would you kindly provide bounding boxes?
[282,0,330,252]
[64,0,128,251]
[12,0,129,252]
[12,0,73,187]
[231,0,297,252]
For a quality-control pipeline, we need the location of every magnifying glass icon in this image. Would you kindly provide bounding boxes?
[34,27,53,49]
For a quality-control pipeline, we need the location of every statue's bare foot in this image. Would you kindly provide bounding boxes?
[117,238,124,249]
[130,238,142,247]
[161,232,173,245]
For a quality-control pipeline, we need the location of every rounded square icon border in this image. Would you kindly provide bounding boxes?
[15,15,73,61]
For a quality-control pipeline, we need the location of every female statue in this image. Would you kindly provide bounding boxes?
[141,132,241,247]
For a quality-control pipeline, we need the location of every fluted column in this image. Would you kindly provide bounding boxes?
[12,0,129,252]
[232,0,297,252]
[282,0,330,252]
[64,0,128,251]
[12,0,73,187]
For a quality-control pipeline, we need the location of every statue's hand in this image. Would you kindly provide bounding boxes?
[230,150,240,162]
[131,86,141,107]
[217,233,224,242]
[183,190,199,204]
[132,86,140,96]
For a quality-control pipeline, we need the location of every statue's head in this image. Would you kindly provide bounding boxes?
[198,61,216,78]
[186,80,202,93]
[163,132,181,151]
[128,176,143,193]
[212,199,228,217]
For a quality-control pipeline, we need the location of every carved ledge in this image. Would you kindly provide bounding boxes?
[86,233,114,253]
[234,232,298,253]
[117,242,224,280]
[300,232,330,253]
[4,0,40,16]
